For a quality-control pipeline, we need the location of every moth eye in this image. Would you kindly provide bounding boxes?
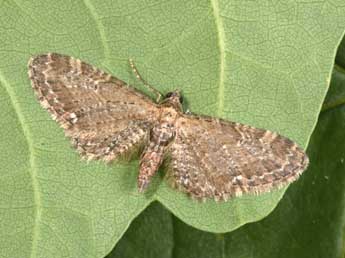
[179,95,183,104]
[165,92,173,98]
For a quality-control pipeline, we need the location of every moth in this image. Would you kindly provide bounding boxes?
[28,53,309,201]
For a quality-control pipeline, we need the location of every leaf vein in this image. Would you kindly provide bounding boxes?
[211,0,225,117]
[82,0,110,63]
[0,71,41,258]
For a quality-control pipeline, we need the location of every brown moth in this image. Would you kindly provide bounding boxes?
[28,53,309,201]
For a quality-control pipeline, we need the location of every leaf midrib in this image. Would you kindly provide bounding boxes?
[82,0,111,65]
[211,0,225,118]
[81,0,229,121]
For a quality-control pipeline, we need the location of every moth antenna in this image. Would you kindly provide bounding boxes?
[128,58,162,103]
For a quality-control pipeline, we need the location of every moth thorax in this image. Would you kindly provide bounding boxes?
[151,122,176,145]
[160,106,179,120]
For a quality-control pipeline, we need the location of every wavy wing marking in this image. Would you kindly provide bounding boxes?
[28,53,159,161]
[167,115,309,201]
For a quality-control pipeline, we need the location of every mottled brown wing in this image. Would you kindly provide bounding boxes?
[28,53,159,161]
[167,115,309,201]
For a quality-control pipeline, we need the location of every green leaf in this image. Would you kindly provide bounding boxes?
[171,71,345,258]
[108,44,345,257]
[1,1,345,257]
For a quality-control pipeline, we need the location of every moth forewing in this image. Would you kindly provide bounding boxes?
[28,53,309,201]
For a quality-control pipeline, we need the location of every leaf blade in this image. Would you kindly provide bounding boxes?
[1,1,345,257]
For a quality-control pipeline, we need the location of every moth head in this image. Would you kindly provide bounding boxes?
[162,90,183,111]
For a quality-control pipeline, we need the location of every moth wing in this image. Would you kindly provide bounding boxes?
[28,53,159,161]
[166,114,309,201]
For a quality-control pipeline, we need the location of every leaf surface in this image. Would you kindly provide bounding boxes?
[0,1,345,257]
[108,41,345,257]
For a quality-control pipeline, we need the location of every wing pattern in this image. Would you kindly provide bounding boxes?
[28,53,309,201]
[167,115,309,201]
[28,53,159,161]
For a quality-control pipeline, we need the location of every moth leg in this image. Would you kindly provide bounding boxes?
[129,58,162,103]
